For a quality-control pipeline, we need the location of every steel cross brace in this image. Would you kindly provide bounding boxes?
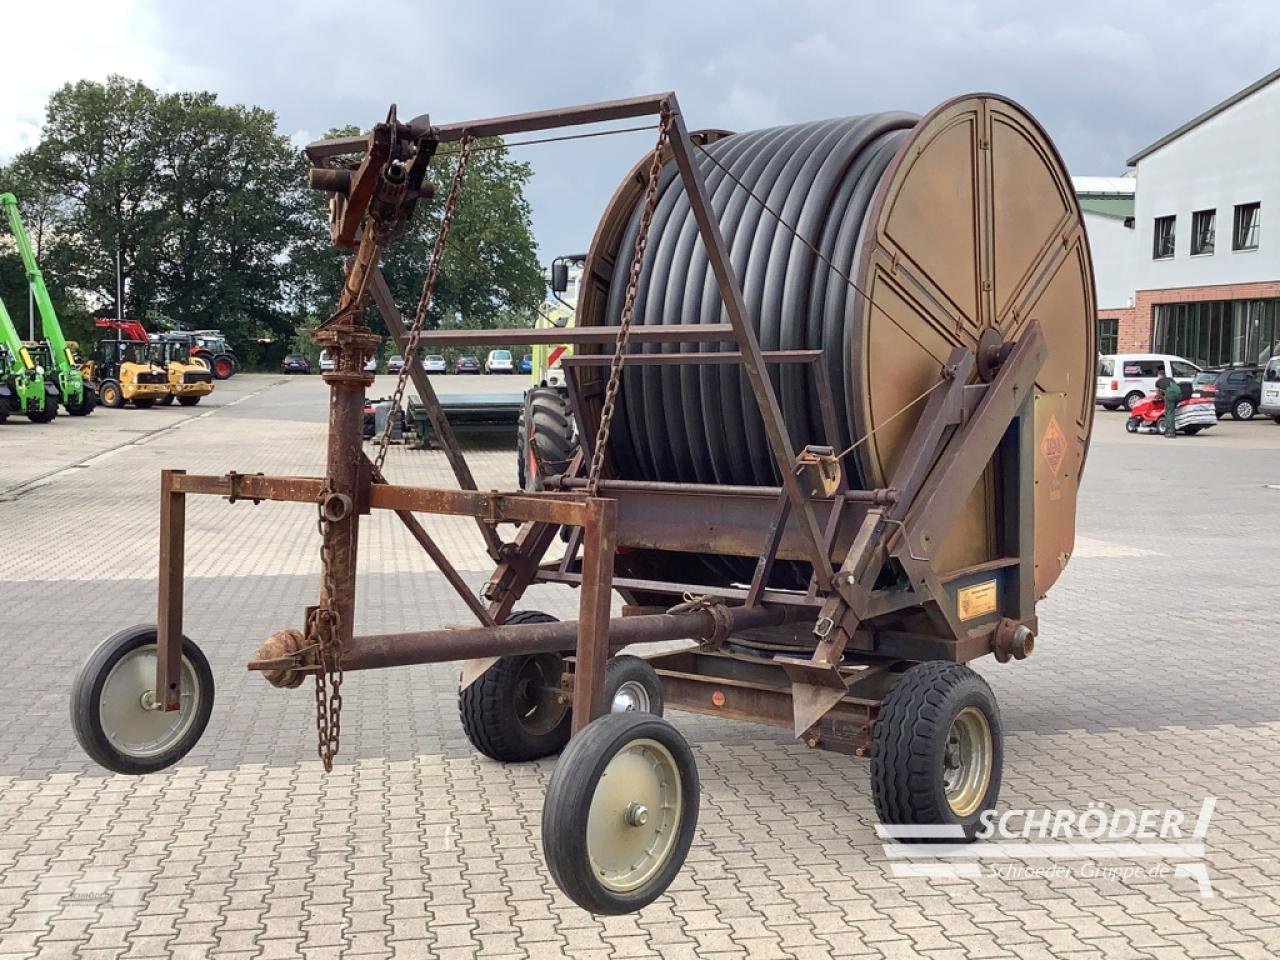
[780,323,1047,736]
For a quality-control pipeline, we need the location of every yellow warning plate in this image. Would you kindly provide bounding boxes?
[957,580,998,620]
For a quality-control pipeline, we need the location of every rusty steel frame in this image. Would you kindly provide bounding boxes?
[150,90,1048,756]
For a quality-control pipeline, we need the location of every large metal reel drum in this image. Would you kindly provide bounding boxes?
[580,94,1095,596]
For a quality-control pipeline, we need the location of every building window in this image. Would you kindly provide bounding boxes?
[1191,209,1215,255]
[1233,202,1261,250]
[1098,317,1118,355]
[1153,298,1280,367]
[1152,215,1176,259]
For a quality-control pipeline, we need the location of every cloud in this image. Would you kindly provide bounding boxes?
[6,0,1280,264]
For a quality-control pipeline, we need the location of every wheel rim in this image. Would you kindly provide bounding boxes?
[513,655,567,736]
[942,706,993,818]
[1237,401,1252,419]
[611,680,651,714]
[586,737,682,893]
[103,385,118,405]
[98,645,200,759]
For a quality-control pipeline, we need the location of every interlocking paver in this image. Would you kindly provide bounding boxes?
[2,375,1279,958]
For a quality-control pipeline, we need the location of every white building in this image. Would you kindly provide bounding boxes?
[1106,68,1280,365]
[1074,176,1136,353]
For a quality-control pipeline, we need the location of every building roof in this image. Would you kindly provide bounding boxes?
[1127,66,1280,166]
[1071,175,1135,196]
[1072,176,1135,220]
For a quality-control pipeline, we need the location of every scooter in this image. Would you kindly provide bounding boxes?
[1126,392,1217,435]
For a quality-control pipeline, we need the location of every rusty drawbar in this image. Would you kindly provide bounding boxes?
[71,91,1096,916]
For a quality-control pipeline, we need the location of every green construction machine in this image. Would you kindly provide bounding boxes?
[1,192,94,417]
[0,291,59,422]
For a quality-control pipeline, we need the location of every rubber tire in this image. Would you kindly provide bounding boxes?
[27,404,58,423]
[213,355,235,380]
[458,611,572,762]
[1100,403,1120,411]
[1124,391,1146,411]
[66,391,96,416]
[133,398,156,409]
[542,712,699,915]
[522,386,577,491]
[871,661,1002,842]
[1273,416,1280,424]
[99,381,124,409]
[1184,426,1203,435]
[1125,417,1140,433]
[1232,398,1256,421]
[158,393,175,406]
[604,655,664,717]
[178,396,201,407]
[70,625,215,775]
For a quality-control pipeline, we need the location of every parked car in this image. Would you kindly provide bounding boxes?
[1261,356,1280,422]
[518,354,533,374]
[280,354,310,375]
[387,355,405,373]
[1190,369,1222,399]
[1096,354,1200,411]
[319,349,335,373]
[423,355,447,374]
[364,355,378,374]
[1211,365,1265,420]
[454,355,481,374]
[485,349,514,374]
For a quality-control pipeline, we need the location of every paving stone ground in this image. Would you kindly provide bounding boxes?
[1,373,1278,958]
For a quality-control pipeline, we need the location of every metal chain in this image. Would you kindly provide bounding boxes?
[585,111,671,495]
[311,492,344,770]
[374,135,477,472]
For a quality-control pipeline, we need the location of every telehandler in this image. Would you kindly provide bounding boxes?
[0,193,94,416]
[0,292,59,422]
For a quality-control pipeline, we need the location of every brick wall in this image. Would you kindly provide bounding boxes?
[1101,279,1280,352]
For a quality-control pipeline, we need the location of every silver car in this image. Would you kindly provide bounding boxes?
[423,355,447,374]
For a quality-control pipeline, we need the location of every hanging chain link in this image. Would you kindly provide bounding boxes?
[585,110,671,495]
[374,135,477,473]
[311,492,344,770]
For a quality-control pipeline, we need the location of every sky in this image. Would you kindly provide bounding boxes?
[4,0,1279,262]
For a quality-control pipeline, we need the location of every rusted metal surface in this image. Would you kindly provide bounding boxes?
[571,498,617,733]
[332,603,799,673]
[155,469,186,711]
[410,323,737,347]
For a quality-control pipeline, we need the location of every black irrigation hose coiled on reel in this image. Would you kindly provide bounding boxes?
[600,112,920,587]
[604,112,918,490]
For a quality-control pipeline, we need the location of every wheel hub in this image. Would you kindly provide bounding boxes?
[587,738,682,893]
[100,647,199,759]
[611,679,651,714]
[941,706,993,818]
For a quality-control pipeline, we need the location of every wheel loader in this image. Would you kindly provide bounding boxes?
[81,335,170,408]
[149,332,215,406]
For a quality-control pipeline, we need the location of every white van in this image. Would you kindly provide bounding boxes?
[1260,356,1280,422]
[1096,354,1201,411]
[318,349,377,373]
[484,349,514,374]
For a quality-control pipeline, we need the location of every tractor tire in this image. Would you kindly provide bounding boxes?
[212,354,236,380]
[521,387,577,491]
[27,404,58,424]
[871,661,1002,842]
[65,391,96,416]
[158,394,175,406]
[458,611,572,762]
[99,381,124,409]
[516,405,528,489]
[178,396,201,407]
[133,398,156,410]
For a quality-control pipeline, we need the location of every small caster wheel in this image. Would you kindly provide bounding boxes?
[458,611,571,762]
[542,712,699,914]
[1125,416,1140,433]
[871,661,1001,842]
[71,624,215,775]
[605,655,663,716]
